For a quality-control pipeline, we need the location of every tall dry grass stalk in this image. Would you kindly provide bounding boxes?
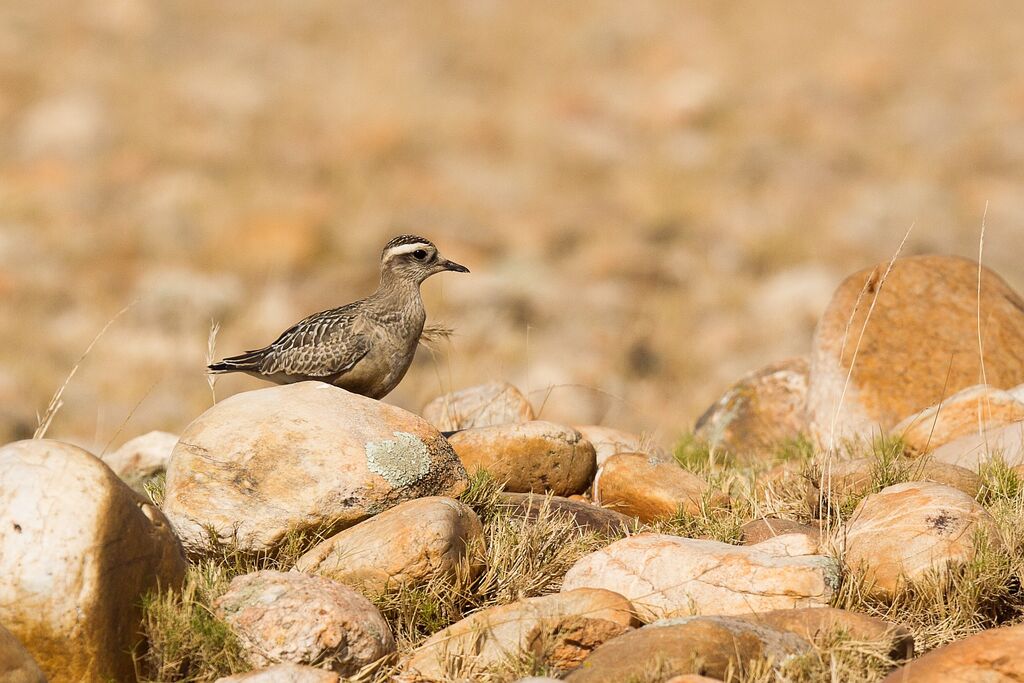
[205,320,220,405]
[34,302,134,440]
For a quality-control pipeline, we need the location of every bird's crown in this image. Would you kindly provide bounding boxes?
[381,234,436,259]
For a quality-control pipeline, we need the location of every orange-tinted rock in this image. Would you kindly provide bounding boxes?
[843,482,999,597]
[564,616,809,682]
[294,497,482,595]
[808,256,1024,445]
[695,357,810,462]
[593,453,725,521]
[881,623,1024,682]
[740,518,821,546]
[496,492,634,534]
[893,384,1024,456]
[929,420,1024,470]
[406,589,636,679]
[741,607,914,660]
[447,421,596,496]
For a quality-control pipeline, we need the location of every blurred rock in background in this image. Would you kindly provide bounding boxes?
[2,0,1024,449]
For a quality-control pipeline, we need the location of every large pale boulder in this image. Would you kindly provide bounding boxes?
[422,381,534,431]
[294,496,482,595]
[447,421,596,496]
[0,439,186,683]
[844,482,1000,597]
[593,453,725,521]
[406,588,636,679]
[564,616,809,682]
[561,534,837,622]
[881,623,1024,682]
[893,385,1024,456]
[101,430,178,488]
[215,570,394,675]
[740,607,914,660]
[162,382,468,555]
[497,492,634,534]
[0,625,45,683]
[695,357,810,462]
[574,425,669,466]
[929,420,1024,470]
[808,256,1024,445]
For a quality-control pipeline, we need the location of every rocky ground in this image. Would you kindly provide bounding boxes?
[2,254,1024,682]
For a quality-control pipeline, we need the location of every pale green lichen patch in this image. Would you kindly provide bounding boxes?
[365,431,432,487]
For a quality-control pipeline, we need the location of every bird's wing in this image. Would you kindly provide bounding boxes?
[257,304,371,378]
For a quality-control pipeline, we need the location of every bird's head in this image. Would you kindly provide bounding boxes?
[380,235,470,284]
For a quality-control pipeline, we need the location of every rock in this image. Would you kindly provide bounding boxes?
[162,382,468,555]
[407,589,636,679]
[447,421,596,496]
[665,677,725,683]
[574,424,669,466]
[422,381,534,431]
[102,430,178,488]
[881,623,1024,682]
[809,457,982,512]
[740,518,821,547]
[564,616,810,682]
[215,663,340,683]
[929,420,1024,470]
[0,439,186,683]
[294,497,482,595]
[592,453,725,522]
[0,624,45,683]
[746,532,820,558]
[740,607,914,660]
[893,385,1024,456]
[843,482,1000,597]
[497,492,634,534]
[561,534,837,622]
[215,570,394,675]
[808,256,1024,445]
[695,357,810,462]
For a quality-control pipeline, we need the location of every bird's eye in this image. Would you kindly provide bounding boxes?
[412,249,428,260]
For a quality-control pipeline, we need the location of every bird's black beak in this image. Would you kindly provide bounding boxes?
[443,259,470,273]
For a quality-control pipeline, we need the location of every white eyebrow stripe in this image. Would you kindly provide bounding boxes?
[385,243,433,258]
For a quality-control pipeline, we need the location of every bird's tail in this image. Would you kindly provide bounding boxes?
[207,349,265,374]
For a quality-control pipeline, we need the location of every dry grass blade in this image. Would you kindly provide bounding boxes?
[34,301,135,440]
[206,319,221,405]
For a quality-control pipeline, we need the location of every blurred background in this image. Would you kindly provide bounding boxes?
[2,0,1024,451]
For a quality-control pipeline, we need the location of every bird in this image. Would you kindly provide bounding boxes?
[207,235,469,399]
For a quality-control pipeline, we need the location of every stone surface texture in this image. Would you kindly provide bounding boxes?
[0,625,45,683]
[740,607,914,660]
[881,623,1024,682]
[447,420,596,495]
[294,496,482,595]
[592,453,724,521]
[893,384,1024,456]
[406,588,636,679]
[497,492,634,534]
[0,439,186,683]
[561,534,837,622]
[215,570,395,675]
[695,357,810,462]
[162,382,468,555]
[101,429,178,488]
[929,420,1024,470]
[564,616,809,682]
[422,381,535,431]
[843,482,1000,597]
[808,256,1024,445]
